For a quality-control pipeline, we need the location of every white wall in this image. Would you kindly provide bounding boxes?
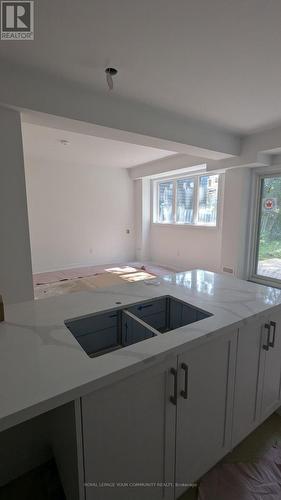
[147,168,251,277]
[25,159,135,273]
[220,167,252,278]
[135,179,151,261]
[150,225,223,273]
[0,107,34,303]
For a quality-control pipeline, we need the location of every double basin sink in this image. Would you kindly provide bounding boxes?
[65,295,212,358]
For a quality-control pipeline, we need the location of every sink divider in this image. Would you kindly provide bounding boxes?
[122,310,160,337]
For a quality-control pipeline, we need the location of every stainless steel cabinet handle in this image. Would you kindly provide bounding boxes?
[269,321,277,348]
[170,368,177,406]
[180,363,189,399]
[263,323,270,351]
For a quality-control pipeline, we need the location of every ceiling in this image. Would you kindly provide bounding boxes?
[22,123,175,168]
[2,0,281,134]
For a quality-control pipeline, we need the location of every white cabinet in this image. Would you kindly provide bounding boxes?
[78,307,281,500]
[260,310,281,419]
[81,357,177,500]
[81,328,237,500]
[175,329,237,498]
[232,308,281,447]
[232,316,265,446]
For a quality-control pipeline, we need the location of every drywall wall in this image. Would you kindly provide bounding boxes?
[0,107,34,303]
[24,159,135,273]
[135,178,151,261]
[220,167,252,278]
[149,176,224,272]
[148,168,252,277]
[150,224,222,273]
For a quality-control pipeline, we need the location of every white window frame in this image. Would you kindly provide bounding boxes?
[248,169,281,288]
[153,172,221,228]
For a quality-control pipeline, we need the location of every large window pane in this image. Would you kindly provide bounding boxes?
[198,175,219,225]
[256,176,281,281]
[158,181,173,223]
[176,178,194,223]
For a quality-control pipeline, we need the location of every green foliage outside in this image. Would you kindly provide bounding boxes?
[258,177,281,261]
[259,239,281,260]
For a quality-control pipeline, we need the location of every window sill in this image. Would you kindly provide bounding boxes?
[152,222,218,229]
[249,275,281,289]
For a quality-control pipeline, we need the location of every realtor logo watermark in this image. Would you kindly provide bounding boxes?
[1,1,34,39]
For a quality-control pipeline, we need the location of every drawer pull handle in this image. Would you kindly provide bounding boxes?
[170,368,177,406]
[181,363,189,399]
[263,323,270,351]
[269,321,277,348]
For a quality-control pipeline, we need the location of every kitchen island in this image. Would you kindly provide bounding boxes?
[1,270,281,499]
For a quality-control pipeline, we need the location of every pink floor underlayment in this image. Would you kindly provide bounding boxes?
[198,443,281,500]
[33,262,176,286]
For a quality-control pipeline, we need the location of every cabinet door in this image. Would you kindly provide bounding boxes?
[175,329,237,498]
[82,358,177,500]
[232,317,265,446]
[261,310,281,419]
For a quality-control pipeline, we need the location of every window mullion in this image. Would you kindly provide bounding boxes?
[173,179,177,223]
[193,176,199,224]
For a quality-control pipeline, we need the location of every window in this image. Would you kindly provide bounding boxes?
[198,175,219,225]
[250,174,281,286]
[158,181,174,223]
[176,178,194,223]
[154,174,219,226]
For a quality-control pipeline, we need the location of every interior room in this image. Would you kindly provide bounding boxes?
[1,1,281,500]
[22,121,177,299]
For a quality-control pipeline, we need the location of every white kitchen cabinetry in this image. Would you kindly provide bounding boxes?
[175,329,237,498]
[79,308,281,500]
[81,328,238,500]
[232,315,266,446]
[81,357,177,500]
[232,309,281,447]
[260,310,281,419]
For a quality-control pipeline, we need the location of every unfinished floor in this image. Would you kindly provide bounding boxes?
[33,262,177,300]
[182,413,281,499]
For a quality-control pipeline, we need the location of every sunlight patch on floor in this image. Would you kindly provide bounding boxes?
[105,266,138,274]
[105,266,155,282]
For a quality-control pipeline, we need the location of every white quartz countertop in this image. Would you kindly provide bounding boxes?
[1,270,281,432]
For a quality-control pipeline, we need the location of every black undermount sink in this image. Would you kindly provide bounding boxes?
[65,296,212,358]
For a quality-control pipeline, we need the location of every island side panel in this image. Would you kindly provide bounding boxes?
[49,400,85,500]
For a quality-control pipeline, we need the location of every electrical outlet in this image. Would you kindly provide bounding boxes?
[222,266,234,274]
